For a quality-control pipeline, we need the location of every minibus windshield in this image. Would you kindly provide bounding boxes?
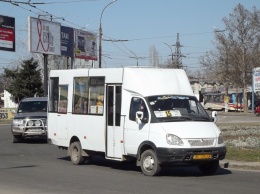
[148,95,211,122]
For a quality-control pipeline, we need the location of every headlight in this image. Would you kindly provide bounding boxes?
[35,120,42,126]
[218,133,224,144]
[27,120,34,126]
[166,134,184,145]
[13,119,24,126]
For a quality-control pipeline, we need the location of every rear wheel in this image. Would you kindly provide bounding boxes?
[140,149,161,176]
[70,141,85,165]
[12,135,23,143]
[198,160,219,175]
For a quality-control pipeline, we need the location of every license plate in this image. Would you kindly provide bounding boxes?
[193,154,212,160]
[30,129,42,132]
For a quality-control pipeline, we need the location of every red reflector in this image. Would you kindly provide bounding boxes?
[84,136,87,139]
[120,140,123,143]
[54,133,56,136]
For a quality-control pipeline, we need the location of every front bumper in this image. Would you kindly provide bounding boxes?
[12,127,47,137]
[156,146,226,165]
[11,118,47,138]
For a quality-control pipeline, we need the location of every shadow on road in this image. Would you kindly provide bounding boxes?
[57,155,232,177]
[17,138,48,144]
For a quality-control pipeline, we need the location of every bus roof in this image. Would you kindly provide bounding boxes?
[50,67,194,97]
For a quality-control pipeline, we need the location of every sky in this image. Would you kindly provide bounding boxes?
[0,0,260,73]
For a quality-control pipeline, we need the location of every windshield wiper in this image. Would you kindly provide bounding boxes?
[192,115,210,121]
[162,116,193,122]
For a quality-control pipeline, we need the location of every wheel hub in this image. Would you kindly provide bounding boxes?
[143,156,154,171]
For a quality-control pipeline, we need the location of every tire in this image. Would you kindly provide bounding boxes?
[70,141,85,165]
[12,135,22,143]
[83,156,92,164]
[140,149,161,176]
[198,160,219,175]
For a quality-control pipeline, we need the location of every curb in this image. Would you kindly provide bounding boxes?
[0,120,11,125]
[220,160,260,171]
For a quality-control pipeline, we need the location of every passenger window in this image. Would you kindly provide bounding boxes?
[58,85,68,114]
[73,77,89,114]
[49,77,59,112]
[89,77,105,115]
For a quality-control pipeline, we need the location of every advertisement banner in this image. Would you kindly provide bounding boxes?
[75,29,97,60]
[61,26,74,57]
[254,67,260,92]
[0,108,16,120]
[28,17,61,55]
[0,15,15,52]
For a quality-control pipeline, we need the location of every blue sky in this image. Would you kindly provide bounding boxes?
[0,0,260,72]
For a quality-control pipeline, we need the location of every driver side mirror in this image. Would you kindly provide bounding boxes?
[211,111,217,122]
[135,111,143,124]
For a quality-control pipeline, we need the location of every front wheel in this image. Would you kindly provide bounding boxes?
[12,135,23,143]
[198,160,219,175]
[140,149,161,176]
[70,141,85,165]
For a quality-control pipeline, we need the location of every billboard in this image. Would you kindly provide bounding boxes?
[75,29,97,60]
[0,15,15,52]
[61,26,74,57]
[254,67,260,92]
[28,17,61,55]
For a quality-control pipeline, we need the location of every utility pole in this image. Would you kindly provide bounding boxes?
[172,33,186,69]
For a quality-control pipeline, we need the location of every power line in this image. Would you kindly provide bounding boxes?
[0,0,97,4]
[0,0,95,30]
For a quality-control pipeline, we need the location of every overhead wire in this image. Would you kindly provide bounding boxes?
[0,0,215,69]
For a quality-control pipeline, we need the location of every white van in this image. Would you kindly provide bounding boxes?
[47,67,226,176]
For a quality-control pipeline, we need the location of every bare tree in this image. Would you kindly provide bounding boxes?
[149,46,160,67]
[200,4,260,112]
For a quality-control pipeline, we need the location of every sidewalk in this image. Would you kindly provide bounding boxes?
[0,120,11,124]
[214,110,255,116]
[220,159,260,171]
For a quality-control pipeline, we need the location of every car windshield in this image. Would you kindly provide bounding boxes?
[18,101,47,113]
[148,95,211,122]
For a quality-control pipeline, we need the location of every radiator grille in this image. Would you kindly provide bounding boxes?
[188,139,214,147]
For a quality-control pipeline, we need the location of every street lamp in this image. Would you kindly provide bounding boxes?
[129,56,145,66]
[99,0,117,68]
[215,29,229,112]
[163,42,174,67]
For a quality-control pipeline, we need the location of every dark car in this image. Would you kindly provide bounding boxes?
[11,97,48,143]
[254,101,260,116]
[249,100,260,110]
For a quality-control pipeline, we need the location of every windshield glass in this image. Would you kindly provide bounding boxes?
[18,101,47,113]
[148,95,211,122]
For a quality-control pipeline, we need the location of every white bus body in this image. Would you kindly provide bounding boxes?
[48,67,226,176]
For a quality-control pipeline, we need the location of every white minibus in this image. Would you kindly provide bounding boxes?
[47,67,226,176]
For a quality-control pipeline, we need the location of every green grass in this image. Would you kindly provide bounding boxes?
[225,146,260,162]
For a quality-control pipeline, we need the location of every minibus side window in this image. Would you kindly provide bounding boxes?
[73,77,89,114]
[58,85,68,114]
[88,77,105,115]
[49,77,59,112]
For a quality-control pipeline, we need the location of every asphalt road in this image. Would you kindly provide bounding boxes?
[0,124,259,194]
